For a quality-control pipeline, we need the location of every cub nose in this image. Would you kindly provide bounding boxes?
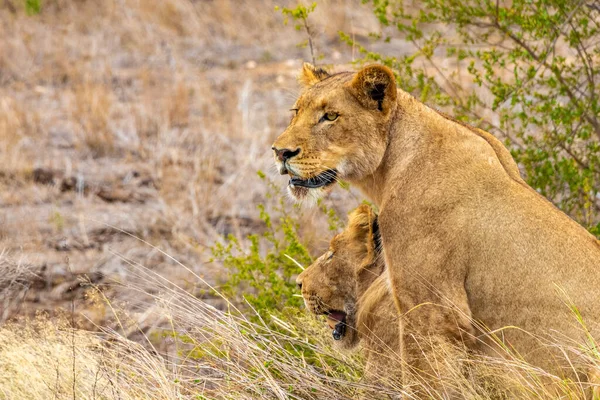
[296,275,303,290]
[272,147,300,163]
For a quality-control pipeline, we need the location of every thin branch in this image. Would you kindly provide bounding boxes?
[491,11,600,140]
[565,19,597,119]
[303,17,316,65]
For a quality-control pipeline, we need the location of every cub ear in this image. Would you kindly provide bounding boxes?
[349,64,397,113]
[347,204,378,259]
[299,62,330,87]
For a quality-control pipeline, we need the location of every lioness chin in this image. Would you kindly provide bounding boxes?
[273,63,600,392]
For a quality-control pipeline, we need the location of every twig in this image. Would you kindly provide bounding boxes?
[71,298,77,400]
[490,3,600,140]
[302,16,316,65]
[68,254,77,400]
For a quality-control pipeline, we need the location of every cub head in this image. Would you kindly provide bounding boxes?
[296,204,383,349]
[272,63,397,203]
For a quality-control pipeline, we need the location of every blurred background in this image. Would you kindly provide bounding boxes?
[0,0,381,327]
[1,0,598,398]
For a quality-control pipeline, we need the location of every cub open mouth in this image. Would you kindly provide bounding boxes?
[289,169,337,189]
[326,310,347,341]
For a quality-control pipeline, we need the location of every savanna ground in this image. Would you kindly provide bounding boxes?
[1,0,600,399]
[0,0,377,326]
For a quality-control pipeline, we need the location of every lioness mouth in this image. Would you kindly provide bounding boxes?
[289,169,337,189]
[326,310,347,340]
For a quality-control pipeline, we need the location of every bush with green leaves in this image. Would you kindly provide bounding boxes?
[211,173,310,318]
[24,0,41,15]
[207,173,363,390]
[275,2,320,64]
[211,172,344,322]
[342,0,600,236]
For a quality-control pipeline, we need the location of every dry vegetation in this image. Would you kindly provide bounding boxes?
[1,0,600,399]
[0,0,377,397]
[2,253,599,399]
[0,0,381,328]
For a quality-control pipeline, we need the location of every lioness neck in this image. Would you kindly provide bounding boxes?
[352,90,428,206]
[353,89,525,207]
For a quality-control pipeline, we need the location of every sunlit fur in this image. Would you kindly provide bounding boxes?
[296,205,383,351]
[277,63,600,395]
[272,63,393,204]
[297,205,465,392]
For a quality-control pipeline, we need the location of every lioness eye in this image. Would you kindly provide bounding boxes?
[321,112,338,122]
[327,251,334,260]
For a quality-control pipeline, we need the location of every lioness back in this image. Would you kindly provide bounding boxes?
[465,173,600,362]
[385,98,600,373]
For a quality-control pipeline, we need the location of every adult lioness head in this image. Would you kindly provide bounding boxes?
[296,204,384,349]
[272,63,397,202]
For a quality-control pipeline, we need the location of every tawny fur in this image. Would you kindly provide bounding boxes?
[296,205,402,387]
[297,206,468,397]
[274,63,600,391]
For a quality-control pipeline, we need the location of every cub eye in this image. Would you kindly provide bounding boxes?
[320,112,338,122]
[327,251,335,260]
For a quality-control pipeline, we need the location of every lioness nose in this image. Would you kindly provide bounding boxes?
[272,147,300,163]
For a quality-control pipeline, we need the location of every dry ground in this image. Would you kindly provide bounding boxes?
[0,0,411,334]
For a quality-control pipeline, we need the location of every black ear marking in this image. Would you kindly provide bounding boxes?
[369,83,386,111]
[313,67,330,81]
[372,216,382,255]
[350,65,397,112]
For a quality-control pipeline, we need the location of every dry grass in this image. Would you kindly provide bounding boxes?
[0,96,38,175]
[0,0,380,327]
[0,251,39,322]
[2,0,597,399]
[167,81,190,129]
[0,317,184,400]
[1,255,599,399]
[72,82,115,157]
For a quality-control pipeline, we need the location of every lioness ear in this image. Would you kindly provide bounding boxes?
[299,62,330,87]
[349,64,397,113]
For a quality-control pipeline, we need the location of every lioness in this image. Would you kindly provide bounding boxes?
[273,63,600,384]
[297,205,408,393]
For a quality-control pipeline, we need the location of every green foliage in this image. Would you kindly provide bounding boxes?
[275,2,319,64]
[275,2,317,28]
[317,198,345,232]
[206,174,361,394]
[349,0,600,236]
[24,0,41,15]
[211,172,312,321]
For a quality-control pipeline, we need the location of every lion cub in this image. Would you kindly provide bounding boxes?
[296,204,402,386]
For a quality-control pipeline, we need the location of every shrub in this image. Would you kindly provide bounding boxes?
[24,0,41,15]
[343,0,600,236]
[211,172,338,322]
[275,2,319,64]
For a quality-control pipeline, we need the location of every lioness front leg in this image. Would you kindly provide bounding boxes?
[379,212,475,397]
